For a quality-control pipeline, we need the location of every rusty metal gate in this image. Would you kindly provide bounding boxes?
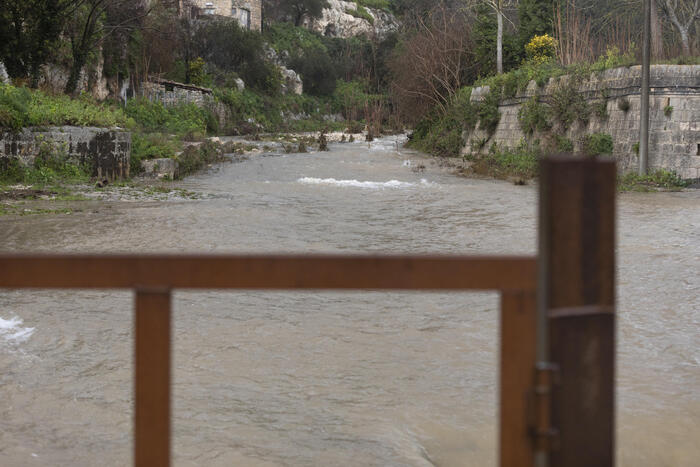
[0,157,616,467]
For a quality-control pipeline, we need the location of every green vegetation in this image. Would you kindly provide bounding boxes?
[518,97,551,135]
[346,6,374,24]
[0,143,90,186]
[176,141,227,179]
[618,170,689,192]
[664,105,674,117]
[582,133,614,156]
[467,140,541,180]
[0,84,130,131]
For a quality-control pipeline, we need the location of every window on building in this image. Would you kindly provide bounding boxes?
[204,2,215,14]
[239,8,251,29]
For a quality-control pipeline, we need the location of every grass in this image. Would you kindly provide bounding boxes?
[1,84,130,131]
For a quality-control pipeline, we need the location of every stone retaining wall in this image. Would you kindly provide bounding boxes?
[465,65,700,180]
[0,126,131,180]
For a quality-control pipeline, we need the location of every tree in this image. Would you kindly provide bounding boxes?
[0,0,81,86]
[64,0,150,95]
[389,3,477,118]
[660,0,700,55]
[518,0,553,48]
[484,0,516,73]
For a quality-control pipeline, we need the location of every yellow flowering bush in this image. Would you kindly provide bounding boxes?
[525,34,557,64]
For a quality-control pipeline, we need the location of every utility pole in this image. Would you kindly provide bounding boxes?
[639,0,651,175]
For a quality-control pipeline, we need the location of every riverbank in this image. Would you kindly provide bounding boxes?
[0,130,377,217]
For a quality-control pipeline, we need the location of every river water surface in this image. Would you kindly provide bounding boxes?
[1,138,698,466]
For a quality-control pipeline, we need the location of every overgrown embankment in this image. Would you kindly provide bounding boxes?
[408,55,699,188]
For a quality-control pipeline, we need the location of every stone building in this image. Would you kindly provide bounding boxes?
[190,0,262,31]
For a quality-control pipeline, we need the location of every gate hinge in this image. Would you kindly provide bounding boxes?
[528,362,560,452]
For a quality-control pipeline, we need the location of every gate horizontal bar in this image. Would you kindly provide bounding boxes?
[0,254,536,291]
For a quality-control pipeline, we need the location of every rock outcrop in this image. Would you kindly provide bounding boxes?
[307,0,398,39]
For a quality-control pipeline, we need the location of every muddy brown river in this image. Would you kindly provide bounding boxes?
[1,137,698,466]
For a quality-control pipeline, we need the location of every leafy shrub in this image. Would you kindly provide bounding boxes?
[0,143,90,185]
[555,135,574,152]
[125,99,207,137]
[590,46,635,72]
[550,77,589,130]
[477,90,501,136]
[664,105,673,117]
[617,97,630,112]
[470,139,541,179]
[0,84,31,131]
[582,133,614,155]
[525,34,557,64]
[289,47,337,96]
[130,133,182,174]
[618,170,688,191]
[188,57,211,87]
[408,87,477,157]
[176,140,225,178]
[194,20,281,94]
[518,97,551,135]
[594,100,608,120]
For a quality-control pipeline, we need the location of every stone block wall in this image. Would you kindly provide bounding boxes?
[465,65,700,180]
[142,79,213,107]
[0,127,131,180]
[193,0,262,30]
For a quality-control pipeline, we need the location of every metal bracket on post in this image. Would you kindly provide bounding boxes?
[529,362,560,453]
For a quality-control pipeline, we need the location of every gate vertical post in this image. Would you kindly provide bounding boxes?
[538,156,616,467]
[500,290,537,467]
[135,289,172,467]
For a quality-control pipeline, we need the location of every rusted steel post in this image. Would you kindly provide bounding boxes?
[500,290,537,467]
[135,289,171,467]
[538,156,616,467]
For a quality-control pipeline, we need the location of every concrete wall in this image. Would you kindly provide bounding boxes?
[465,65,700,180]
[0,127,131,180]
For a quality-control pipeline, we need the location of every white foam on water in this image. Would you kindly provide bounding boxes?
[0,316,35,343]
[298,177,433,189]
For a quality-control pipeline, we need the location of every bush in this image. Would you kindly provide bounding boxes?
[289,47,337,96]
[470,139,541,179]
[0,143,90,186]
[617,97,630,112]
[194,19,281,94]
[550,77,589,130]
[477,90,501,136]
[0,84,31,131]
[176,140,225,178]
[125,99,207,138]
[130,133,182,175]
[555,135,574,152]
[408,87,477,157]
[582,133,614,155]
[518,97,551,135]
[590,46,635,72]
[525,34,557,64]
[618,170,688,191]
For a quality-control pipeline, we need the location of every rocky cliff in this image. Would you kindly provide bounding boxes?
[307,0,398,38]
